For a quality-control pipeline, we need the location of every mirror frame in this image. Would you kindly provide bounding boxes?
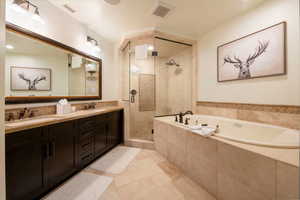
[5,23,102,104]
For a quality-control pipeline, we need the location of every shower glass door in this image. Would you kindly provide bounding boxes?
[155,38,193,116]
[129,41,155,141]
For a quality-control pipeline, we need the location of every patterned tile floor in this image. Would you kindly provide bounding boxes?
[83,148,216,200]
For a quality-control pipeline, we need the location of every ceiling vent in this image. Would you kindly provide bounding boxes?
[63,4,76,13]
[152,1,175,18]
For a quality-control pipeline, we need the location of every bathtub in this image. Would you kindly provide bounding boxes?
[160,114,300,149]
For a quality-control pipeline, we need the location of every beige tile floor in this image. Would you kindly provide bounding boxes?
[83,149,216,200]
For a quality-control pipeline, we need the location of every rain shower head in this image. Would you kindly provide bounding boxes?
[166,59,180,67]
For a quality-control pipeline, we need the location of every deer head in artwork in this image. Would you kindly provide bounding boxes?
[223,41,269,79]
[18,73,47,90]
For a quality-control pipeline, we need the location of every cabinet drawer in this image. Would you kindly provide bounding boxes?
[79,129,94,139]
[95,114,109,125]
[79,153,94,166]
[79,118,96,132]
[78,137,93,156]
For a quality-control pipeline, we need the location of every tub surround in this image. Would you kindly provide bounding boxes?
[5,101,122,134]
[154,116,299,167]
[196,101,300,130]
[154,117,299,199]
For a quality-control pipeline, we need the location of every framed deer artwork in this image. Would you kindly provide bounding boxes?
[11,67,51,91]
[217,22,286,82]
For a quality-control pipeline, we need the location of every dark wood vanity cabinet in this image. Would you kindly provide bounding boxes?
[94,114,109,157]
[5,110,123,200]
[110,111,123,146]
[5,128,45,200]
[44,121,77,187]
[76,110,124,167]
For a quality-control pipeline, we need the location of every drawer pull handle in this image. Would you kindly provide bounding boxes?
[49,141,56,159]
[44,143,50,160]
[82,154,91,161]
[81,143,91,149]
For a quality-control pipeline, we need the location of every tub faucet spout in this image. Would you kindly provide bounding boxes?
[183,110,193,115]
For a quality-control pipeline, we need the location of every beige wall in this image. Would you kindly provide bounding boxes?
[197,0,300,106]
[5,53,69,96]
[0,1,6,199]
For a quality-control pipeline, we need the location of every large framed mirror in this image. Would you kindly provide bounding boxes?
[5,23,102,104]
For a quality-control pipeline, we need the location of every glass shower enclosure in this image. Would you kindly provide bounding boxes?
[121,37,193,142]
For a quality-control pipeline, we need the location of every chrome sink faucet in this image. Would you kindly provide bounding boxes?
[18,108,36,120]
[85,102,96,110]
[19,108,29,120]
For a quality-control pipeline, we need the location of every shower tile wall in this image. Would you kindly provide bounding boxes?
[156,48,193,115]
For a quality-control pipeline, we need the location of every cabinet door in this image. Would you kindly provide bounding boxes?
[45,121,76,187]
[94,123,108,157]
[110,111,123,146]
[6,128,46,200]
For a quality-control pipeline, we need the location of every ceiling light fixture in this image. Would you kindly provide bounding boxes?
[87,36,101,52]
[10,0,45,24]
[6,44,14,50]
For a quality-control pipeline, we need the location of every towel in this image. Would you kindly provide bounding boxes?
[192,127,216,137]
[189,125,202,130]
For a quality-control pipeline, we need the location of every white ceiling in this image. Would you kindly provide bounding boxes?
[48,0,266,42]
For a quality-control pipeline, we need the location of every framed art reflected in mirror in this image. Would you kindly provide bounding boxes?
[11,67,51,91]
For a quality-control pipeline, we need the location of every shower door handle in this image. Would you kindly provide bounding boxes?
[130,89,137,103]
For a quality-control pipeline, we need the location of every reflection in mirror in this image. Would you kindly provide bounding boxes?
[5,30,100,98]
[68,55,99,96]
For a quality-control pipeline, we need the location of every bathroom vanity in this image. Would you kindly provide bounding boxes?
[5,108,123,200]
[3,20,123,200]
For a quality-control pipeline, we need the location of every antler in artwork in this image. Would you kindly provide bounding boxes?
[18,73,31,83]
[246,41,269,65]
[33,76,46,85]
[224,56,242,67]
[18,73,47,90]
[223,40,270,79]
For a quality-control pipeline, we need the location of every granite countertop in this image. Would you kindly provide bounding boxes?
[5,106,124,134]
[154,117,299,167]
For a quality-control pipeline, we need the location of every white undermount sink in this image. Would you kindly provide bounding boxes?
[56,108,106,116]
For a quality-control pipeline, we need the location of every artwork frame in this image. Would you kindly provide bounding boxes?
[217,22,287,82]
[10,66,52,91]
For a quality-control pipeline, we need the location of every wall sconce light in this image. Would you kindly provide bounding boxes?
[10,0,45,24]
[86,62,98,80]
[148,45,154,51]
[87,36,101,52]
